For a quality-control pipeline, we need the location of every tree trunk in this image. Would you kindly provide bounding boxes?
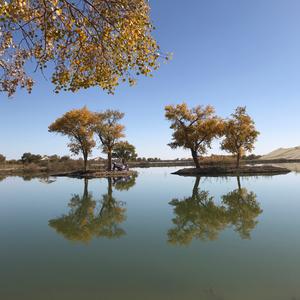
[107,177,113,198]
[191,149,200,169]
[83,178,89,198]
[83,152,88,172]
[107,150,112,171]
[192,176,201,198]
[237,176,241,190]
[236,151,241,169]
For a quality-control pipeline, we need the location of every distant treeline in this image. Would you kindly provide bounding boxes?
[0,153,168,165]
[0,152,262,167]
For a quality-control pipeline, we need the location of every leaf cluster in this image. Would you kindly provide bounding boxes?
[1,0,163,96]
[48,106,97,156]
[165,103,223,155]
[111,140,137,162]
[221,106,260,156]
[21,152,42,163]
[48,107,136,162]
[93,109,125,152]
[165,103,260,158]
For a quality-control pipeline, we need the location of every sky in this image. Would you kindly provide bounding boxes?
[1,0,300,160]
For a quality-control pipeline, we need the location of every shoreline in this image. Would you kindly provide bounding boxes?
[172,165,291,177]
[52,170,138,179]
[0,160,297,179]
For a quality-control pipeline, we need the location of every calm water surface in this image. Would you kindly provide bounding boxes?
[1,167,300,300]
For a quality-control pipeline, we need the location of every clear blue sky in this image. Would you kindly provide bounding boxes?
[1,0,300,160]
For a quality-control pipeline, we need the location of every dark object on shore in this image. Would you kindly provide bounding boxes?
[112,162,129,171]
[172,165,291,177]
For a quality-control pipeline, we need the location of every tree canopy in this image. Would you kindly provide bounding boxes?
[21,152,42,164]
[93,109,125,170]
[112,140,137,163]
[48,107,97,171]
[165,103,223,168]
[221,106,259,168]
[0,0,162,96]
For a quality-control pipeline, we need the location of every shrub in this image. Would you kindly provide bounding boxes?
[21,153,42,164]
[0,154,6,164]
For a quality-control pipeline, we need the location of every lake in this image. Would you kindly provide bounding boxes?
[1,167,300,300]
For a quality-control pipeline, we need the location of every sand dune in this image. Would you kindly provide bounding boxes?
[261,146,300,160]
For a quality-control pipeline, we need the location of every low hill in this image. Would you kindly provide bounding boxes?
[260,146,300,160]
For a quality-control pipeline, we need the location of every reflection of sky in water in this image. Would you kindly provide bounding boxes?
[0,168,300,300]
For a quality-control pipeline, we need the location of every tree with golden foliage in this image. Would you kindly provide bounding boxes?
[112,141,137,164]
[0,0,163,97]
[93,110,125,171]
[48,107,97,171]
[221,107,259,168]
[165,103,223,169]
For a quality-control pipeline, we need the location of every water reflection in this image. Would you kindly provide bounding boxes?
[0,174,56,183]
[222,177,262,239]
[168,177,262,245]
[112,175,137,191]
[49,175,137,243]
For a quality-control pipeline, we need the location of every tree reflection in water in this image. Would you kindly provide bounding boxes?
[222,177,262,239]
[168,176,262,245]
[49,175,137,243]
[0,175,7,182]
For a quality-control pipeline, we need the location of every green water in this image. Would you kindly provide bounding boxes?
[1,167,300,300]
